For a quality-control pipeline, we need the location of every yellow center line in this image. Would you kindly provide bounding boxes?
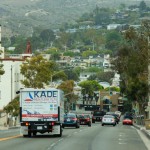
[0,135,21,141]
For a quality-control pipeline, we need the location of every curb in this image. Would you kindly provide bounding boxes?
[141,128,150,140]
[133,124,150,140]
[0,126,20,130]
[8,126,20,129]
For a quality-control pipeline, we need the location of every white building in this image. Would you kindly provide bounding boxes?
[0,25,32,111]
[107,24,121,30]
[0,59,24,110]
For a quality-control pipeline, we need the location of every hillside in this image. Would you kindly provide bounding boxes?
[0,0,148,37]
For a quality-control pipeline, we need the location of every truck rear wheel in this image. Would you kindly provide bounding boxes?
[28,131,31,137]
[33,132,37,136]
[92,120,95,123]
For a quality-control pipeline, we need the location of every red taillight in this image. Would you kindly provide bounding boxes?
[86,118,90,121]
[25,122,29,126]
[51,122,55,126]
[72,118,77,121]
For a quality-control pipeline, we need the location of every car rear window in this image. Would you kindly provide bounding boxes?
[64,114,76,118]
[103,115,114,118]
[93,111,105,116]
[78,115,89,118]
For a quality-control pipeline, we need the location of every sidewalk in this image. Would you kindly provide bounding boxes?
[0,124,20,131]
[133,123,150,140]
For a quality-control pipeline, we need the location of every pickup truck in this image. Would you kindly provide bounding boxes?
[92,110,106,123]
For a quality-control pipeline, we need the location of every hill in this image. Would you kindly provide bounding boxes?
[0,0,147,37]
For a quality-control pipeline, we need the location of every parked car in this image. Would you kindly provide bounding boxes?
[92,110,106,123]
[78,114,91,127]
[62,113,80,128]
[122,118,133,125]
[102,115,116,126]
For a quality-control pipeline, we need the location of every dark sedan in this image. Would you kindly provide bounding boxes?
[78,114,91,127]
[62,113,80,128]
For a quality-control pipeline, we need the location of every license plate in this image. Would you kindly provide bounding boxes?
[37,126,42,130]
[67,119,70,121]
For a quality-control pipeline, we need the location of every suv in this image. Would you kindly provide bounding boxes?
[92,110,106,123]
[62,113,80,128]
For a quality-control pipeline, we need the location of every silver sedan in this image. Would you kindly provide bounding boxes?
[101,115,116,126]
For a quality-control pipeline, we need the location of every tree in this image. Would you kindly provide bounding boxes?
[139,1,147,12]
[105,30,123,55]
[57,80,78,112]
[64,69,79,81]
[40,29,55,47]
[111,21,150,114]
[0,51,5,75]
[0,63,5,75]
[4,97,19,117]
[97,71,115,84]
[20,55,59,88]
[79,80,103,96]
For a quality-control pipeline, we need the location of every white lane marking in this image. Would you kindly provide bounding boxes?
[58,138,63,142]
[118,138,123,141]
[74,132,78,134]
[119,142,127,144]
[51,143,56,147]
[79,130,82,132]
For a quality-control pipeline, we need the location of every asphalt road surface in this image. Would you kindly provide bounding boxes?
[0,122,149,150]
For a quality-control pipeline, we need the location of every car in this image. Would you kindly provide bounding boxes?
[111,114,120,124]
[124,112,134,120]
[92,110,106,123]
[115,111,122,118]
[106,112,120,124]
[101,115,116,126]
[122,118,133,125]
[62,113,80,128]
[78,114,91,127]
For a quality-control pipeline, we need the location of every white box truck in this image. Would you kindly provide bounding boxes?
[19,88,64,137]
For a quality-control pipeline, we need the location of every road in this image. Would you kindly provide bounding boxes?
[0,122,149,150]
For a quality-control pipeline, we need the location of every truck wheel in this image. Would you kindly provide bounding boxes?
[28,131,31,137]
[28,126,31,137]
[33,132,37,136]
[76,123,80,128]
[88,122,91,127]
